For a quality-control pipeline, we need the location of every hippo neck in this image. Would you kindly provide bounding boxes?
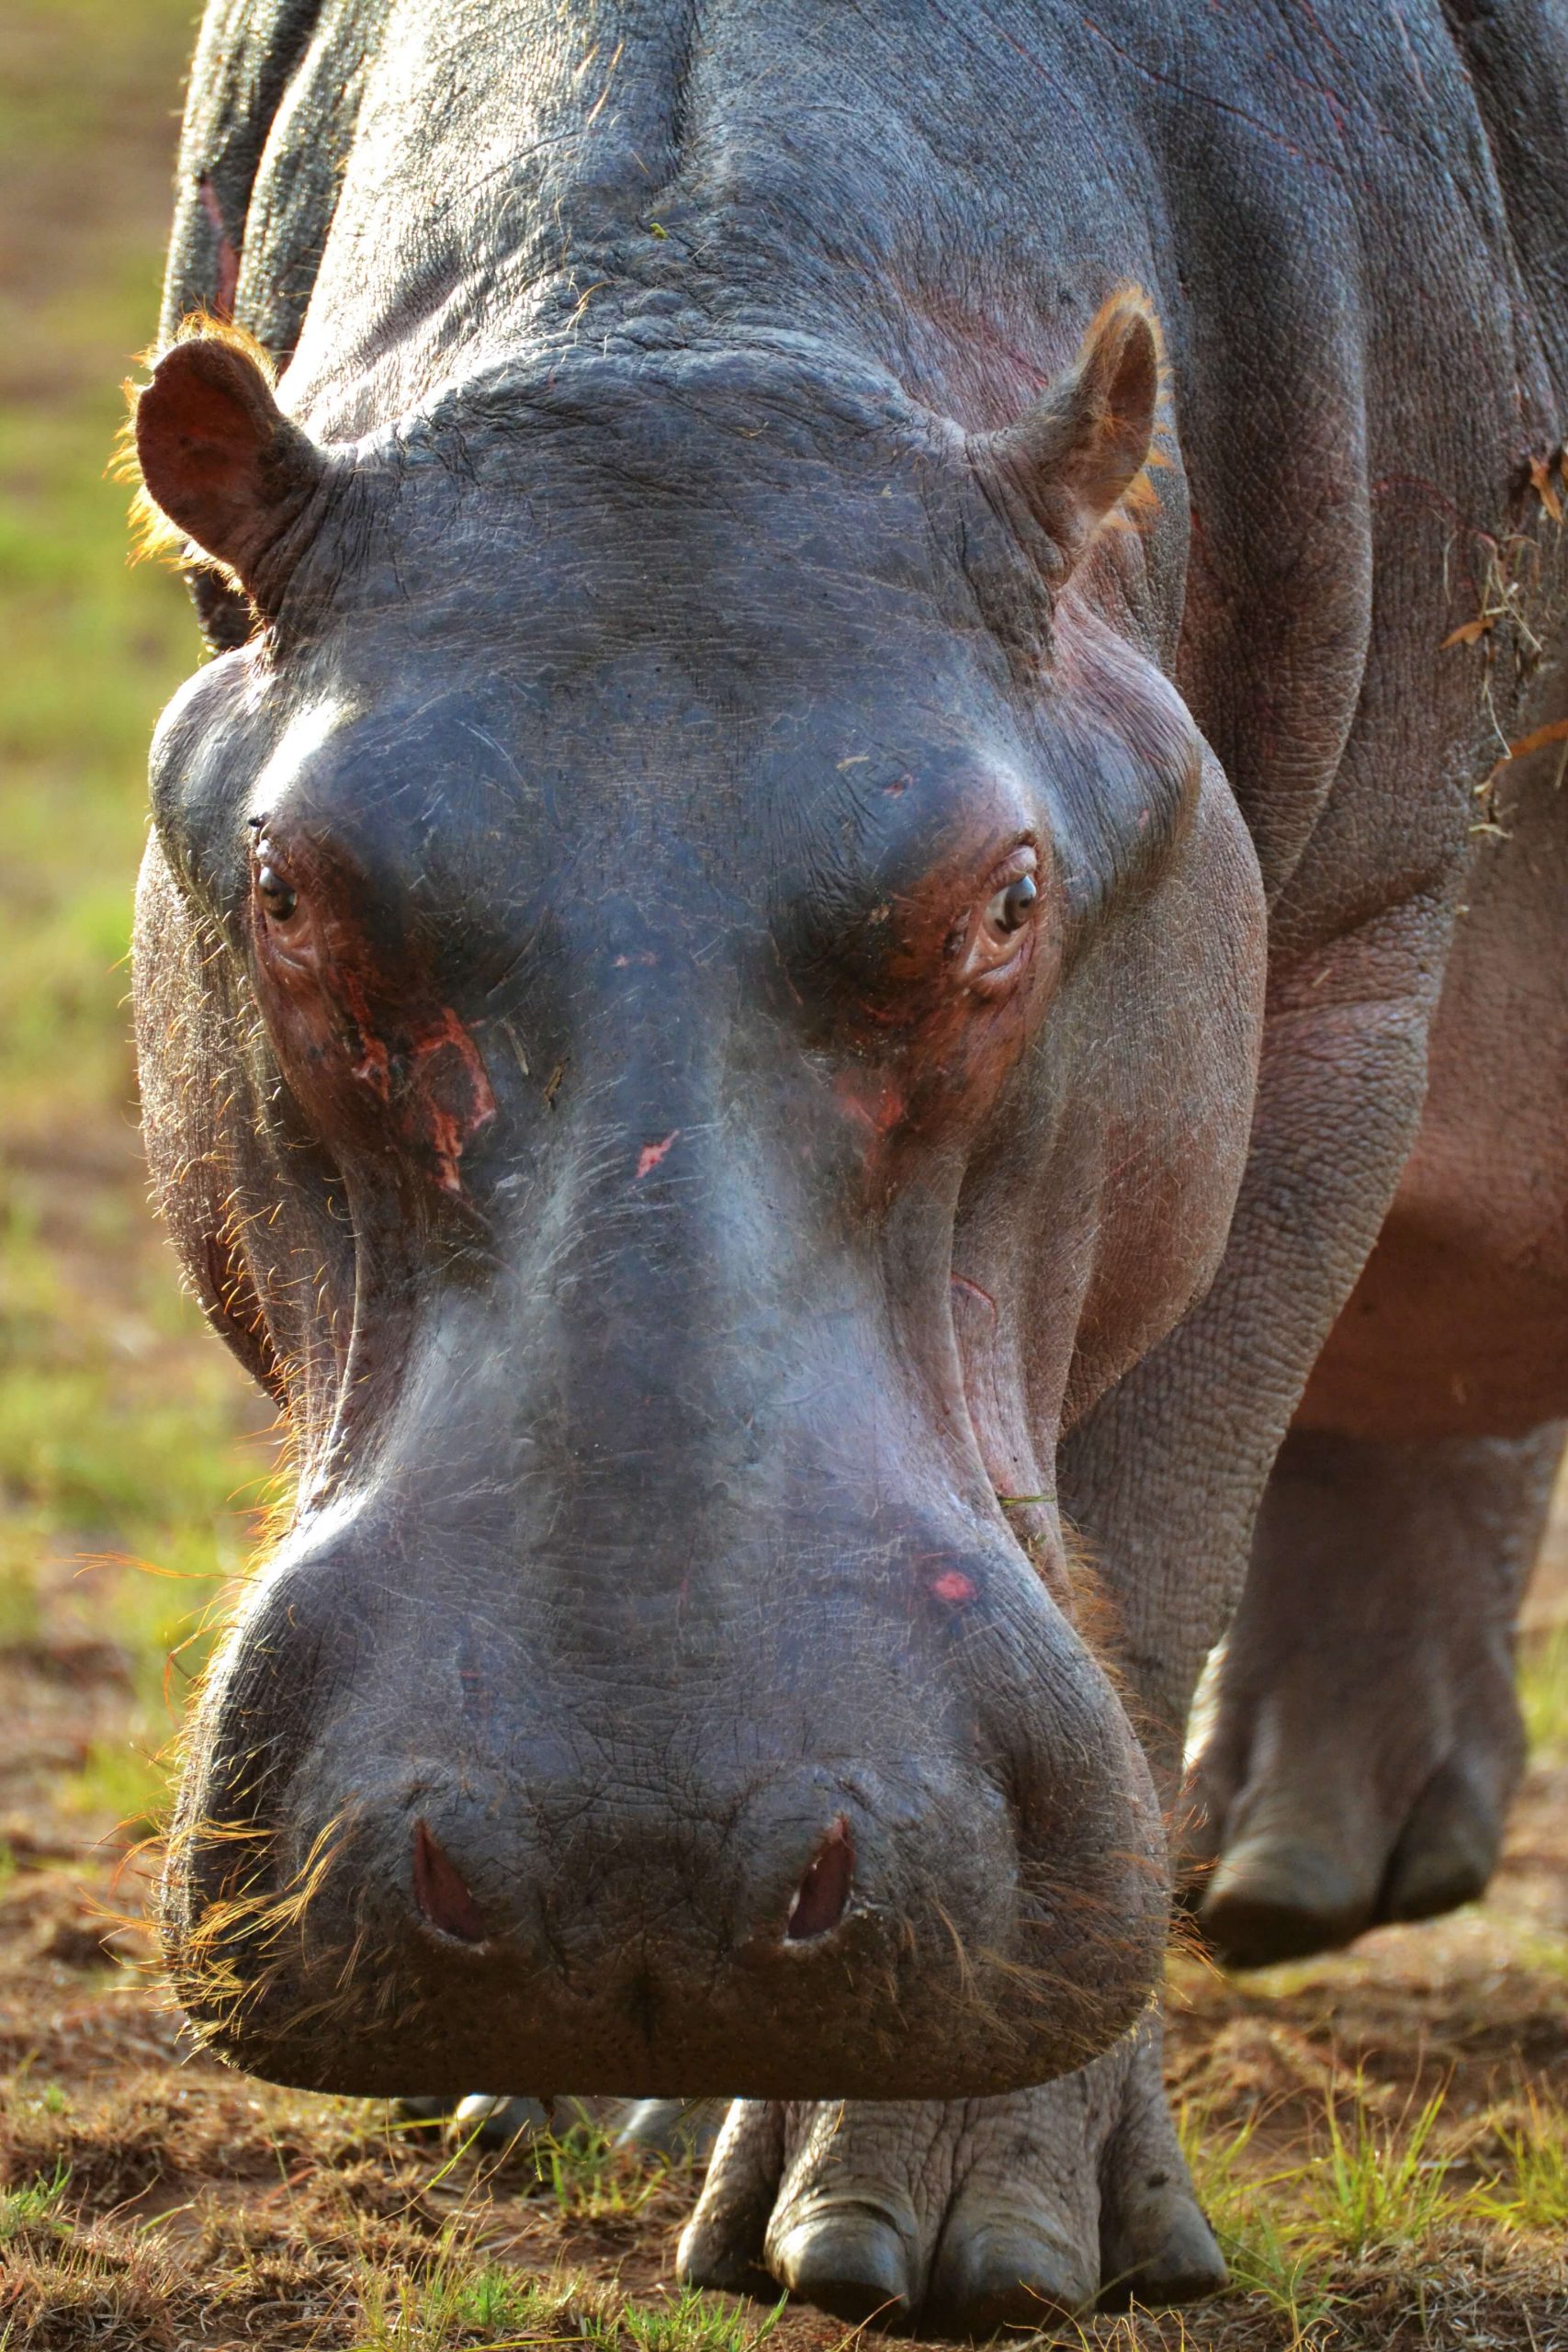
[277,0,1156,452]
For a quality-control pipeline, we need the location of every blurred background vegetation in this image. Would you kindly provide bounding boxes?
[0,0,276,1843]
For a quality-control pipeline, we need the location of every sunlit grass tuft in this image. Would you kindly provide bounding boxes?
[1519,1622,1568,1762]
[347,2254,604,2352]
[0,2162,72,2245]
[1473,2088,1568,2233]
[346,2242,783,2352]
[621,2287,785,2352]
[1179,2096,1340,2337]
[1303,2080,1464,2256]
[535,2120,674,2222]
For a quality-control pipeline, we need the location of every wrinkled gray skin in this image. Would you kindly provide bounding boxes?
[134,0,1568,2331]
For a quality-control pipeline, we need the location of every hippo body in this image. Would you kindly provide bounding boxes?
[132,0,1568,2325]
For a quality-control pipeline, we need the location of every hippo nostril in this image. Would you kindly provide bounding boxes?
[785,1816,854,1941]
[412,1818,487,1944]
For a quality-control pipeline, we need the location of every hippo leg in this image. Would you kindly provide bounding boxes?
[395,2093,725,2158]
[1184,1423,1562,1968]
[617,2099,727,2163]
[393,2093,626,2150]
[392,2094,558,2147]
[679,2016,1222,2330]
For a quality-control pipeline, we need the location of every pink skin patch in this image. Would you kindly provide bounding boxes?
[634,1130,680,1181]
[832,1068,907,1135]
[344,999,496,1195]
[931,1569,976,1605]
[197,175,241,319]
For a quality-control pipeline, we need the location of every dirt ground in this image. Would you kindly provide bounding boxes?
[1,4,1566,2347]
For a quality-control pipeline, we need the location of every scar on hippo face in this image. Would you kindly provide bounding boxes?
[245,818,496,1195]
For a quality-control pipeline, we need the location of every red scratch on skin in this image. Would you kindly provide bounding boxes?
[834,1069,906,1135]
[350,1027,391,1099]
[253,848,497,1195]
[407,1009,497,1193]
[635,1130,680,1181]
[950,1272,997,1317]
[932,1570,976,1605]
[342,989,495,1193]
[197,175,241,320]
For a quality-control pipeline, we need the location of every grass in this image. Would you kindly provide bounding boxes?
[536,2123,678,2224]
[348,2259,784,2352]
[0,2162,72,2245]
[348,2252,615,2352]
[1472,2089,1568,2233]
[1519,1621,1568,1760]
[1179,2067,1568,2346]
[2,2202,788,2352]
[1303,2080,1461,2258]
[1179,2097,1344,2339]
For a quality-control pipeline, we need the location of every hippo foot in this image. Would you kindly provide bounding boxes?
[1186,1719,1520,1971]
[1181,1428,1553,1970]
[677,2019,1224,2334]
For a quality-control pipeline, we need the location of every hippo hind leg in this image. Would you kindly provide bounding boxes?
[1184,1422,1562,1969]
[392,2094,723,2158]
[394,2095,557,2148]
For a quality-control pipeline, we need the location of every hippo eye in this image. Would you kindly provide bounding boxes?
[986,871,1037,938]
[255,861,299,923]
[959,846,1042,990]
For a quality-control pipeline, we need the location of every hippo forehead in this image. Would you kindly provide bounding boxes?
[182,669,1041,1005]
[301,343,1021,664]
[153,346,1197,982]
[155,368,1054,922]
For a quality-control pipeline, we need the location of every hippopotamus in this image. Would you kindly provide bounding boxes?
[130,0,1568,2327]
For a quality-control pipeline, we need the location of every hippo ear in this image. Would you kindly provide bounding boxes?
[133,335,331,616]
[971,291,1162,582]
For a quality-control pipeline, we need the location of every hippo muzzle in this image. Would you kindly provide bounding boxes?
[165,1509,1165,2100]
[162,1151,1168,2100]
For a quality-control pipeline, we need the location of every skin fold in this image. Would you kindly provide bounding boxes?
[130,0,1568,2328]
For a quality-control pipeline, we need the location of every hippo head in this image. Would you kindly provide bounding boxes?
[132,296,1264,2100]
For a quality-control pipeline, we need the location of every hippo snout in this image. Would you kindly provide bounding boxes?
[349,1767,947,1972]
[163,1521,1168,2102]
[413,1810,857,1951]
